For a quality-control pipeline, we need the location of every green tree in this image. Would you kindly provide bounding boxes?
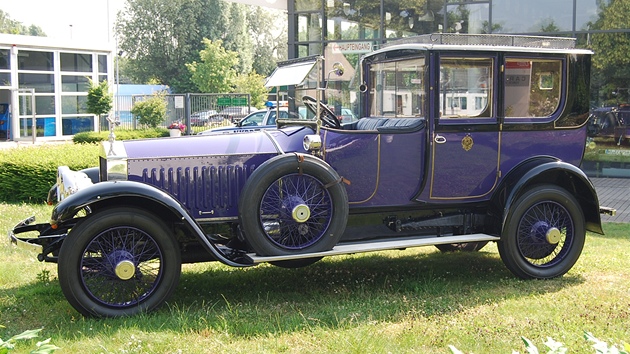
[187,39,239,93]
[224,3,253,74]
[588,0,630,105]
[233,71,269,108]
[0,10,46,36]
[116,0,284,92]
[86,79,113,117]
[116,0,204,92]
[247,7,287,76]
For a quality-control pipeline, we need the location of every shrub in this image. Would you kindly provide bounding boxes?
[72,128,169,144]
[131,92,167,128]
[86,79,113,117]
[0,143,100,203]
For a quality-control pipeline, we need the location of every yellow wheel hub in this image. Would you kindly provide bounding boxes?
[292,204,311,223]
[546,227,562,244]
[115,260,136,280]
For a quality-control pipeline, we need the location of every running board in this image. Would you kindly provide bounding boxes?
[248,233,500,264]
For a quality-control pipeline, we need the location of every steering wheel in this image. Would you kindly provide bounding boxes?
[302,95,341,129]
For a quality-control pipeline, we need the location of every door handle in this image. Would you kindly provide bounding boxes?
[434,134,446,144]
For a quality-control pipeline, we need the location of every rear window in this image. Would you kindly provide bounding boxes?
[504,58,563,118]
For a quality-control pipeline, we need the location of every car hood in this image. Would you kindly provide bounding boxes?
[200,124,276,135]
[103,125,314,160]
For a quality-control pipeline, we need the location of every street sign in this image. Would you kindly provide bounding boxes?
[217,97,231,106]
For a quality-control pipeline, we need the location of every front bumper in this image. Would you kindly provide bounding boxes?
[9,216,66,262]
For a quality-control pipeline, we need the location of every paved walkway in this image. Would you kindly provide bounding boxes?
[592,178,630,223]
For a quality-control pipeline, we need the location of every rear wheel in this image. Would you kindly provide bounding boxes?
[239,154,348,256]
[58,207,181,317]
[498,185,585,279]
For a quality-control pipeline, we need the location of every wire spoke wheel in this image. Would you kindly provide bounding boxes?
[516,201,573,266]
[58,208,181,317]
[80,226,162,308]
[260,173,333,250]
[240,154,348,258]
[498,185,585,279]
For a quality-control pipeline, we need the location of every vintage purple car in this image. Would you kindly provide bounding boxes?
[10,34,612,317]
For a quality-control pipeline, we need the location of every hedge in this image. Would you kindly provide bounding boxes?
[73,128,169,144]
[0,143,100,203]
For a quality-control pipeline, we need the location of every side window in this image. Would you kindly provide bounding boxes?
[368,57,425,118]
[504,59,562,118]
[439,57,493,118]
[268,111,277,125]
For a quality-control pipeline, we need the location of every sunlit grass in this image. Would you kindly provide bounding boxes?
[1,202,628,353]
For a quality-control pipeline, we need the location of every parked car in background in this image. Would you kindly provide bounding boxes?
[199,107,301,135]
[299,106,358,123]
[213,106,256,123]
[190,110,219,126]
[339,108,358,122]
[10,33,612,318]
[587,104,630,144]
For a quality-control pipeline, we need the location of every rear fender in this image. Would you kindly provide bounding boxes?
[490,157,602,237]
[51,180,253,267]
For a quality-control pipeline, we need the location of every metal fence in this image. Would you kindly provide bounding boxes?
[104,93,253,134]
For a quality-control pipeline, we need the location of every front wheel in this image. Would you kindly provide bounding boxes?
[58,207,181,317]
[498,185,585,279]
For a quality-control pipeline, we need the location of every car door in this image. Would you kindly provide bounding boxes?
[428,54,501,200]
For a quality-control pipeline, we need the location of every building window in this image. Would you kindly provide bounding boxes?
[18,95,55,116]
[98,54,107,73]
[62,116,94,135]
[295,0,321,11]
[325,0,380,40]
[62,75,90,92]
[0,49,9,69]
[491,0,573,33]
[19,117,56,137]
[61,95,88,114]
[60,53,92,72]
[18,73,55,93]
[446,3,489,34]
[17,50,54,71]
[297,13,323,42]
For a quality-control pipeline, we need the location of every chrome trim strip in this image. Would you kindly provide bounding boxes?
[9,232,43,254]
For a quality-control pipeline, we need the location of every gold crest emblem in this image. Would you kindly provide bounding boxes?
[462,135,473,151]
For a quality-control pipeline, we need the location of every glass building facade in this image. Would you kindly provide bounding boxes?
[287,0,630,177]
[287,0,628,108]
[0,34,111,140]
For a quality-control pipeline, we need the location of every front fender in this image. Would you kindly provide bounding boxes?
[492,158,603,237]
[51,181,253,267]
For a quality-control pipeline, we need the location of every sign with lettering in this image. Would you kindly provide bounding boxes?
[331,42,373,54]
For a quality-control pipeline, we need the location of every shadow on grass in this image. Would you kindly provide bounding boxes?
[0,247,585,343]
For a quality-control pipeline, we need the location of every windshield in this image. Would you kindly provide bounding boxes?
[368,56,425,117]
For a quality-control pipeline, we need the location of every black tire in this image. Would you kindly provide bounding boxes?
[58,207,181,317]
[435,241,488,253]
[270,257,323,268]
[498,185,585,279]
[239,154,348,256]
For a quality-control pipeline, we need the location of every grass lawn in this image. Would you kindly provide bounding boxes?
[0,202,628,353]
